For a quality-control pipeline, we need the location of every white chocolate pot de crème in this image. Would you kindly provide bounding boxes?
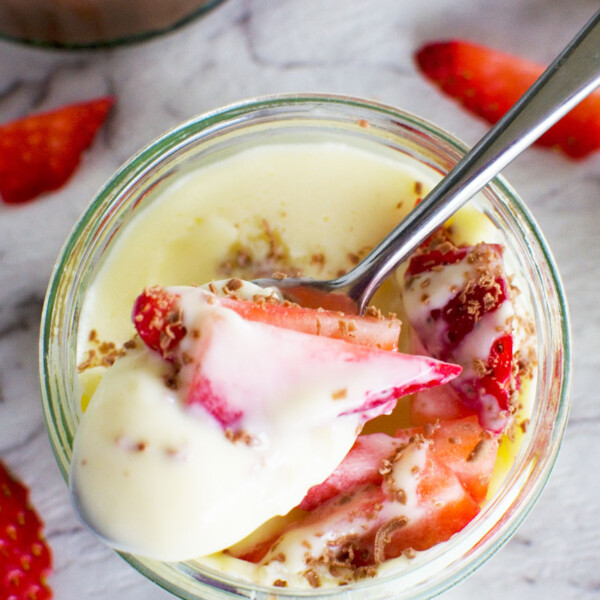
[69,141,535,583]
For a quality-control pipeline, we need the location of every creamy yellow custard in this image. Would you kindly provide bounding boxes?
[77,142,435,360]
[73,140,533,586]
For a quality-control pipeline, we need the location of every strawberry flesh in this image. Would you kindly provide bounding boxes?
[298,432,411,511]
[415,40,600,159]
[178,291,460,431]
[133,284,401,357]
[0,96,115,204]
[235,436,481,575]
[186,372,244,429]
[132,286,187,358]
[403,239,516,432]
[426,415,499,503]
[218,294,401,351]
[233,416,496,567]
[300,415,497,511]
[0,461,53,600]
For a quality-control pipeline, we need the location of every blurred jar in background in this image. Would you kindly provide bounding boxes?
[0,0,224,48]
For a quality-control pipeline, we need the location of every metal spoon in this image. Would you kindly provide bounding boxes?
[255,9,600,315]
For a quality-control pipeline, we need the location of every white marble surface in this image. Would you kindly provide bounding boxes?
[0,0,599,598]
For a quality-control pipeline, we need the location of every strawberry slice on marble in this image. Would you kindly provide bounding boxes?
[132,286,187,358]
[403,238,517,433]
[132,285,461,433]
[0,96,114,204]
[415,40,600,159]
[0,461,53,600]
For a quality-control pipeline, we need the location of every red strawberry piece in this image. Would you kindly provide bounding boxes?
[298,432,413,511]
[405,242,509,353]
[245,439,479,575]
[180,295,460,430]
[0,96,114,204]
[133,284,401,356]
[415,40,600,158]
[427,416,499,503]
[218,294,402,351]
[185,371,244,428]
[132,286,187,358]
[409,330,475,425]
[403,241,516,433]
[299,416,497,512]
[0,461,53,600]
[232,419,495,567]
[133,286,460,432]
[406,245,468,277]
[411,384,473,425]
[396,449,480,553]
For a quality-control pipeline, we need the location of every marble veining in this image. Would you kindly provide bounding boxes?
[1,0,599,598]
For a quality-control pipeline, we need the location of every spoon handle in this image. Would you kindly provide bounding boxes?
[347,9,600,313]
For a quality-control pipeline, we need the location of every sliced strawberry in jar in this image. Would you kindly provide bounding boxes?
[245,438,479,580]
[218,294,401,351]
[299,415,497,512]
[396,449,480,553]
[132,286,459,431]
[131,285,452,431]
[403,240,517,433]
[409,330,476,425]
[232,418,495,568]
[133,283,401,355]
[406,245,468,277]
[131,285,451,432]
[411,385,474,426]
[298,432,412,511]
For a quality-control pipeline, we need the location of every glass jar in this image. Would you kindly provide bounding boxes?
[40,94,571,600]
[0,0,223,49]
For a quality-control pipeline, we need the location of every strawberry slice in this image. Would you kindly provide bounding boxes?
[0,461,53,600]
[233,416,496,566]
[218,295,401,351]
[403,239,517,433]
[299,415,496,511]
[133,286,460,432]
[0,96,114,204]
[298,432,411,512]
[177,288,459,430]
[237,438,479,579]
[411,384,473,426]
[132,286,187,358]
[415,40,600,159]
[132,284,401,356]
[427,416,498,503]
